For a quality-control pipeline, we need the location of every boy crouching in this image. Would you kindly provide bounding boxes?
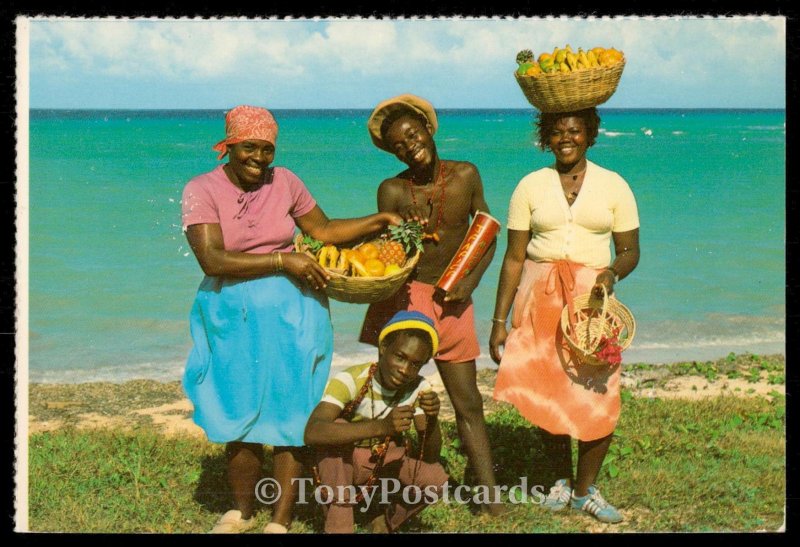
[304,311,449,533]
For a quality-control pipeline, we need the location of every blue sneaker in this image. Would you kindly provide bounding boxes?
[541,479,572,511]
[570,485,623,523]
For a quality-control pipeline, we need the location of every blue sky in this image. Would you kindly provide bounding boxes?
[21,16,786,109]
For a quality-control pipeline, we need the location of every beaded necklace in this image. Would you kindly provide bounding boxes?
[557,162,587,205]
[407,160,447,240]
[313,362,428,504]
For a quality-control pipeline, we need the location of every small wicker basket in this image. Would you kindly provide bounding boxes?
[560,285,636,366]
[294,234,419,304]
[514,60,625,113]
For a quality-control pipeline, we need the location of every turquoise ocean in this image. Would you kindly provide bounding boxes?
[26,109,786,383]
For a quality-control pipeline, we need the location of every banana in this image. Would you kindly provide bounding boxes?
[565,44,574,55]
[318,246,330,267]
[555,48,567,64]
[348,255,369,277]
[566,52,579,71]
[336,249,350,271]
[559,61,570,73]
[587,50,600,67]
[327,246,339,269]
[578,49,591,70]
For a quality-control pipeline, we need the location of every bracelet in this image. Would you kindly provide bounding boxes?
[274,252,283,272]
[491,317,507,324]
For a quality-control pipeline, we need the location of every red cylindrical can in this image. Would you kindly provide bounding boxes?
[436,211,501,293]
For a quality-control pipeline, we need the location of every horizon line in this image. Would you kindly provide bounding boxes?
[28,106,787,111]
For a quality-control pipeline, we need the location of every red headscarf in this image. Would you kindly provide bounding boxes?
[212,105,279,160]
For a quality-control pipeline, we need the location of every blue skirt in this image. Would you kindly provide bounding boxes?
[183,274,332,446]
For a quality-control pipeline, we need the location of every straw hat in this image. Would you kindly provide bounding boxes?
[367,94,438,152]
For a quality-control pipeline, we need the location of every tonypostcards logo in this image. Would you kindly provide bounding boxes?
[255,477,548,511]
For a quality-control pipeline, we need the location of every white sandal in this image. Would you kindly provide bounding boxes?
[263,522,289,534]
[209,510,256,534]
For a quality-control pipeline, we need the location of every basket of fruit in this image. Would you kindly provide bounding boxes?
[294,221,424,304]
[560,285,636,366]
[513,46,625,113]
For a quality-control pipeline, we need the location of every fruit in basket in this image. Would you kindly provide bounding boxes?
[516,50,537,76]
[348,254,369,277]
[384,263,402,276]
[525,63,542,76]
[359,242,380,260]
[379,240,406,266]
[538,52,555,72]
[577,49,591,69]
[567,50,579,70]
[598,48,624,67]
[318,245,332,267]
[326,245,340,268]
[517,62,535,76]
[336,248,350,271]
[517,45,624,76]
[348,248,366,264]
[516,49,535,65]
[364,258,386,277]
[386,220,425,258]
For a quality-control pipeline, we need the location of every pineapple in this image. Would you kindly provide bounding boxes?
[380,220,424,265]
[379,240,406,266]
[516,49,534,65]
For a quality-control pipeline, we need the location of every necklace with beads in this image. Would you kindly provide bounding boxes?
[407,160,447,238]
[557,163,587,205]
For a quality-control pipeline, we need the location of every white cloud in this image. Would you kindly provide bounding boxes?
[27,16,785,107]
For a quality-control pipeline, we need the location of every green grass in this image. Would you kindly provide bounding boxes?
[624,353,785,385]
[28,391,785,533]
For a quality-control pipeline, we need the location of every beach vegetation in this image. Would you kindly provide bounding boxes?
[28,376,785,533]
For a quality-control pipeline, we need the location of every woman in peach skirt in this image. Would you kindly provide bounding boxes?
[490,107,640,524]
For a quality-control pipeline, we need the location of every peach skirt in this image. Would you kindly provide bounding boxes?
[493,260,622,441]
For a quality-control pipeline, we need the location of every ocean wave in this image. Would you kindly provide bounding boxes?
[633,331,785,350]
[27,359,188,385]
[28,307,787,384]
[601,131,635,137]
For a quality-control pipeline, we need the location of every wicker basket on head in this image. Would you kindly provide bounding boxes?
[560,284,636,366]
[514,60,625,113]
[294,234,419,304]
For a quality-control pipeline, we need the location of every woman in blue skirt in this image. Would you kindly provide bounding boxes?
[181,105,401,533]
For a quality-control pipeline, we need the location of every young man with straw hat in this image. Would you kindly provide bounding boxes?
[358,94,504,516]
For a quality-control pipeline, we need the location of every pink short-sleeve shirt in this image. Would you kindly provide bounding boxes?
[181,165,317,254]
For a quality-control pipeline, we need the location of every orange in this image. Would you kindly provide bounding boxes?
[538,52,554,64]
[359,242,380,260]
[364,258,386,277]
[347,249,365,264]
[599,49,623,66]
[525,64,543,76]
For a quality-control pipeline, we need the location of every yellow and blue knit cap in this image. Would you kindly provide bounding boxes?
[378,311,439,356]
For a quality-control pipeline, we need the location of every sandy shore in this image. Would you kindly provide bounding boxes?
[26,354,785,438]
